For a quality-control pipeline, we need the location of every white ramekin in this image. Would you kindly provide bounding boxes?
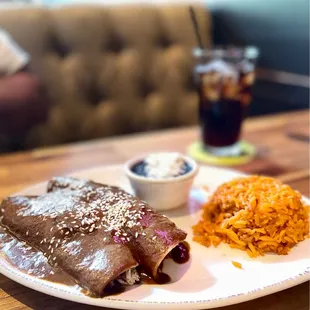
[124,153,199,211]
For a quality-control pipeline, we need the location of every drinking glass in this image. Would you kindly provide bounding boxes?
[193,46,259,156]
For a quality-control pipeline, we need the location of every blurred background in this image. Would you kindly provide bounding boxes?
[0,0,309,153]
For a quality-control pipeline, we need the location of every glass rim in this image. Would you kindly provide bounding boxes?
[193,46,259,60]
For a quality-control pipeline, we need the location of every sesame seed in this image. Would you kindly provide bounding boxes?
[15,184,153,250]
[152,236,157,240]
[26,231,29,236]
[53,257,57,261]
[1,208,4,212]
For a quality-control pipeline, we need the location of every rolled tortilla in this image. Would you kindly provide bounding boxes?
[0,190,138,296]
[0,176,187,296]
[48,177,187,277]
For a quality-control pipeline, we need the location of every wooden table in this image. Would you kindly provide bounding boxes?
[0,109,309,310]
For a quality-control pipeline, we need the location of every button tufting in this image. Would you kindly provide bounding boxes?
[108,35,125,53]
[88,84,104,106]
[52,36,70,58]
[140,80,154,98]
[1,5,211,148]
[158,35,171,49]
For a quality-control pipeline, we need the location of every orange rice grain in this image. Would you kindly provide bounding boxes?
[192,176,309,257]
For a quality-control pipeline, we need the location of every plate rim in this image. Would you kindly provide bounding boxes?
[0,261,309,310]
[0,164,309,310]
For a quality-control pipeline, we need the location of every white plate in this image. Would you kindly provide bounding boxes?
[0,165,309,310]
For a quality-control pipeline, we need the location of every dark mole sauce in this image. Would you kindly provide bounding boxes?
[170,241,190,264]
[0,228,75,287]
[101,281,126,296]
[0,226,190,293]
[139,271,171,285]
[154,272,171,284]
[139,241,190,285]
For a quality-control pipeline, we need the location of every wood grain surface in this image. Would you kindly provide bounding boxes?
[0,109,309,310]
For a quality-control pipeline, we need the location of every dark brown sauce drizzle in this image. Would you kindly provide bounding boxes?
[39,267,75,286]
[103,281,126,296]
[170,241,190,264]
[138,241,190,285]
[139,272,171,285]
[154,272,171,284]
[0,226,190,294]
[0,227,75,286]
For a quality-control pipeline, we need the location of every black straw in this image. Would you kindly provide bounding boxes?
[189,6,204,49]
